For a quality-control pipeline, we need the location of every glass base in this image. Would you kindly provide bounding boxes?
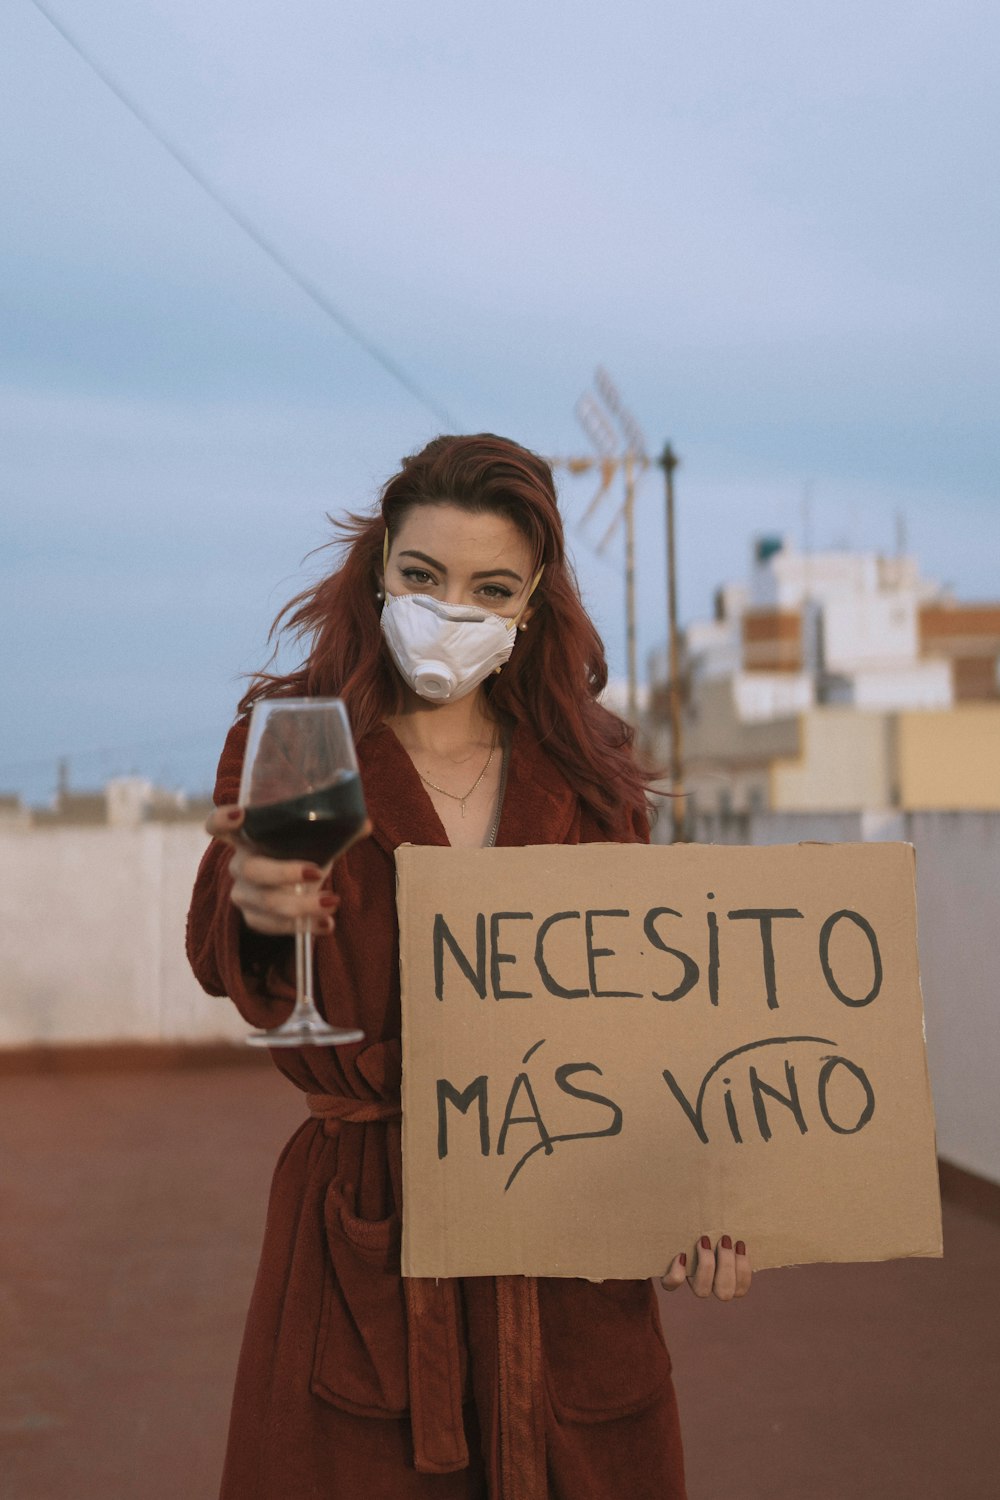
[246,1019,365,1048]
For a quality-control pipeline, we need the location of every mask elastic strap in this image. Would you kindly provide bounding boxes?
[382,529,390,573]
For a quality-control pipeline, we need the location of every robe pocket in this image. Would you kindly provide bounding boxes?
[310,1178,410,1418]
[539,1278,672,1423]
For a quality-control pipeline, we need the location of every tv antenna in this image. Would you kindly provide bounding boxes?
[548,369,650,720]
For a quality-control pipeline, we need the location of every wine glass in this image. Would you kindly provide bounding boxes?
[238,697,367,1047]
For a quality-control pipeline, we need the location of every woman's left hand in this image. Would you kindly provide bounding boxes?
[660,1235,752,1301]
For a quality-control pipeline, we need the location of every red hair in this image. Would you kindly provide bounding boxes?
[240,433,655,834]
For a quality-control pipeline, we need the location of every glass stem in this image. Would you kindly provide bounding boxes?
[302,923,316,1009]
[294,920,305,1001]
[292,919,319,1020]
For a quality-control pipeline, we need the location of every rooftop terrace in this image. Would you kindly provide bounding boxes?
[2,1052,995,1500]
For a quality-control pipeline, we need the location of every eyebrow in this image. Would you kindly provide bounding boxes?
[397,549,524,584]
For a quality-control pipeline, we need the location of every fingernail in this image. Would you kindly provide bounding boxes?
[226,808,243,821]
[301,867,323,882]
[318,917,334,933]
[678,1252,687,1268]
[319,893,338,909]
[721,1234,732,1251]
[700,1236,711,1251]
[736,1241,746,1256]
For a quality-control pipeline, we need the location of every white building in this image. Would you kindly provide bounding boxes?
[648,536,1000,817]
[680,536,955,718]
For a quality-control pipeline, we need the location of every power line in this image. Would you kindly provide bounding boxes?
[26,0,458,429]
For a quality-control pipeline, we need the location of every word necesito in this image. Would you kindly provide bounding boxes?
[432,900,883,1010]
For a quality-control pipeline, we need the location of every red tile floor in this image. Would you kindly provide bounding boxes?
[1,1053,996,1499]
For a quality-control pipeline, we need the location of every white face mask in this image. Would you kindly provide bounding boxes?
[380,592,518,702]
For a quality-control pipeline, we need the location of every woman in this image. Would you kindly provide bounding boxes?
[187,433,751,1500]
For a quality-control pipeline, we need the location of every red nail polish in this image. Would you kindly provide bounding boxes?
[226,808,242,821]
[721,1234,732,1251]
[319,893,338,909]
[301,867,323,882]
[678,1253,687,1268]
[736,1241,746,1256]
[700,1236,711,1251]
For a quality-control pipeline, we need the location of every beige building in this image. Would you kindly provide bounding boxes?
[897,706,1000,810]
[769,709,896,812]
[769,705,1000,812]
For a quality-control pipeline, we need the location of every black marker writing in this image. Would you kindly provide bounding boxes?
[661,1034,862,1144]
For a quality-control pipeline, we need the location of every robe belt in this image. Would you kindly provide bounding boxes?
[495,1276,547,1500]
[305,1092,471,1478]
[305,1092,402,1125]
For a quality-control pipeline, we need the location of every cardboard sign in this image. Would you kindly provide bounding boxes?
[397,843,942,1279]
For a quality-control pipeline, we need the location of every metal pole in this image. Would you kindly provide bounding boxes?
[624,449,638,723]
[658,443,684,841]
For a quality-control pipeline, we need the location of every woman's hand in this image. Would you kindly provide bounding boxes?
[204,805,340,937]
[660,1235,752,1302]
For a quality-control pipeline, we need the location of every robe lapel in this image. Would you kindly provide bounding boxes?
[359,724,451,856]
[494,722,579,848]
[359,719,579,855]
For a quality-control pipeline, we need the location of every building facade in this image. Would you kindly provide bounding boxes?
[649,536,1000,817]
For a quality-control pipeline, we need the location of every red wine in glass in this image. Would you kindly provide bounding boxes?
[238,698,367,1048]
[241,771,367,866]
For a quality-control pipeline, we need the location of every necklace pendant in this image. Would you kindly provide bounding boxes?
[460,800,467,817]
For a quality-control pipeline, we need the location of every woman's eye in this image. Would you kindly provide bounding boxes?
[479,584,513,601]
[401,568,435,586]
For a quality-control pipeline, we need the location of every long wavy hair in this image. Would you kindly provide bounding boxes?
[240,433,655,833]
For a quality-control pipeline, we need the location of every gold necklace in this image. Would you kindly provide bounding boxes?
[417,734,498,817]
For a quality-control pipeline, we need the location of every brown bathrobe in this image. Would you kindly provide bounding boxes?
[187,716,687,1500]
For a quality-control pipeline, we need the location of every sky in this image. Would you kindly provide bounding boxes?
[2,0,998,804]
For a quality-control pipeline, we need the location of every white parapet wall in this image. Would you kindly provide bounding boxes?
[0,824,247,1046]
[904,813,1000,1187]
